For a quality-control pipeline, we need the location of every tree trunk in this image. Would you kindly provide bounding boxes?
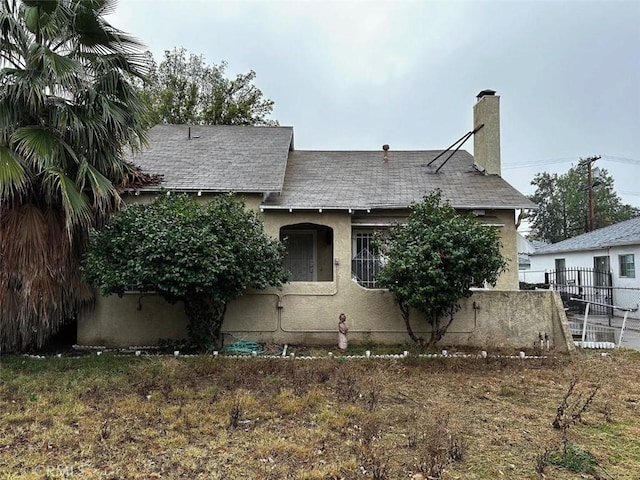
[426,312,439,349]
[184,294,227,351]
[400,302,424,345]
[425,311,455,349]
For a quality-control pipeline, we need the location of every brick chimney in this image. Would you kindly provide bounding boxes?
[473,89,501,176]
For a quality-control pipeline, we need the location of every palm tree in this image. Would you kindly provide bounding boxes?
[0,0,152,352]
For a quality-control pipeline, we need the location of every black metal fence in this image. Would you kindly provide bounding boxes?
[546,268,613,315]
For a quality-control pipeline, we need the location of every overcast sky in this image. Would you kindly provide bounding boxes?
[108,0,640,208]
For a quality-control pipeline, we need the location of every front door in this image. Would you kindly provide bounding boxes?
[593,256,611,287]
[283,232,316,281]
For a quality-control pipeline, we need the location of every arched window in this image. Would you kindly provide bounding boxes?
[280,223,334,282]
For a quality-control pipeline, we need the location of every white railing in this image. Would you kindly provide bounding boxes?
[570,297,639,348]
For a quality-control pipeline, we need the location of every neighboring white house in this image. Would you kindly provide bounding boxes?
[517,233,547,283]
[529,216,640,318]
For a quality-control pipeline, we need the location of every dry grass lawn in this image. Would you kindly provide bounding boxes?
[1,347,639,479]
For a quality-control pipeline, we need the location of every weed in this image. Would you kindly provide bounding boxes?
[534,448,551,474]
[548,442,598,474]
[333,364,360,403]
[228,401,241,429]
[358,417,380,448]
[356,419,389,480]
[99,419,110,441]
[293,368,313,396]
[410,414,465,479]
[601,401,614,423]
[369,455,389,480]
[365,377,382,412]
[448,434,465,462]
[362,331,374,350]
[406,432,419,449]
[497,384,519,398]
[552,377,600,445]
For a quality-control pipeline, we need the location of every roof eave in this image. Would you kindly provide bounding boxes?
[450,203,537,210]
[260,203,531,211]
[532,240,640,256]
[531,246,608,256]
[130,187,279,194]
[602,240,640,249]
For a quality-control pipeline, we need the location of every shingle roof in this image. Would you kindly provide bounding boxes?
[532,216,640,255]
[261,150,535,210]
[130,126,533,211]
[129,125,293,193]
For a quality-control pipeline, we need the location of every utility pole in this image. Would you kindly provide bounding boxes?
[579,156,601,232]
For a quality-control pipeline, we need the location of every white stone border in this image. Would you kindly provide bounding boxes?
[19,346,572,361]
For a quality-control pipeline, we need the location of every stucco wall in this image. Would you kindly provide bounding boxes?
[80,293,189,346]
[123,193,519,288]
[78,289,573,352]
[81,197,553,348]
[488,209,519,290]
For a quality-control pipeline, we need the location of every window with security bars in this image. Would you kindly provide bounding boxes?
[619,254,635,278]
[352,230,382,288]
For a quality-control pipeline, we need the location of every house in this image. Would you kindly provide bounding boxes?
[78,91,574,351]
[517,233,548,283]
[529,216,640,319]
[518,232,536,271]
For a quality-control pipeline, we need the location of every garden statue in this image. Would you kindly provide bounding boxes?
[338,313,348,350]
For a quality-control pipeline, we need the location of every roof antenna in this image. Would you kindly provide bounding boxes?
[427,124,484,173]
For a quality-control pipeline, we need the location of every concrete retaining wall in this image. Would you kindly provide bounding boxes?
[78,289,574,352]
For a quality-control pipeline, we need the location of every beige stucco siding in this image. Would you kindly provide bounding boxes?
[122,193,517,290]
[79,203,572,351]
[485,209,519,290]
[80,293,189,346]
[79,289,572,351]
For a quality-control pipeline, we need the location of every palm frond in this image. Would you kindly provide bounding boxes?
[0,4,29,68]
[3,69,48,115]
[76,159,121,213]
[0,145,29,200]
[11,125,57,164]
[39,43,82,83]
[0,98,20,142]
[41,166,92,232]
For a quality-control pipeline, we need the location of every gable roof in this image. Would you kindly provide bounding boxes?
[129,125,534,211]
[130,125,293,193]
[532,216,640,255]
[261,150,535,210]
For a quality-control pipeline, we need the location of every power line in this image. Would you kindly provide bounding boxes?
[601,155,640,165]
[502,157,576,170]
[503,154,640,170]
